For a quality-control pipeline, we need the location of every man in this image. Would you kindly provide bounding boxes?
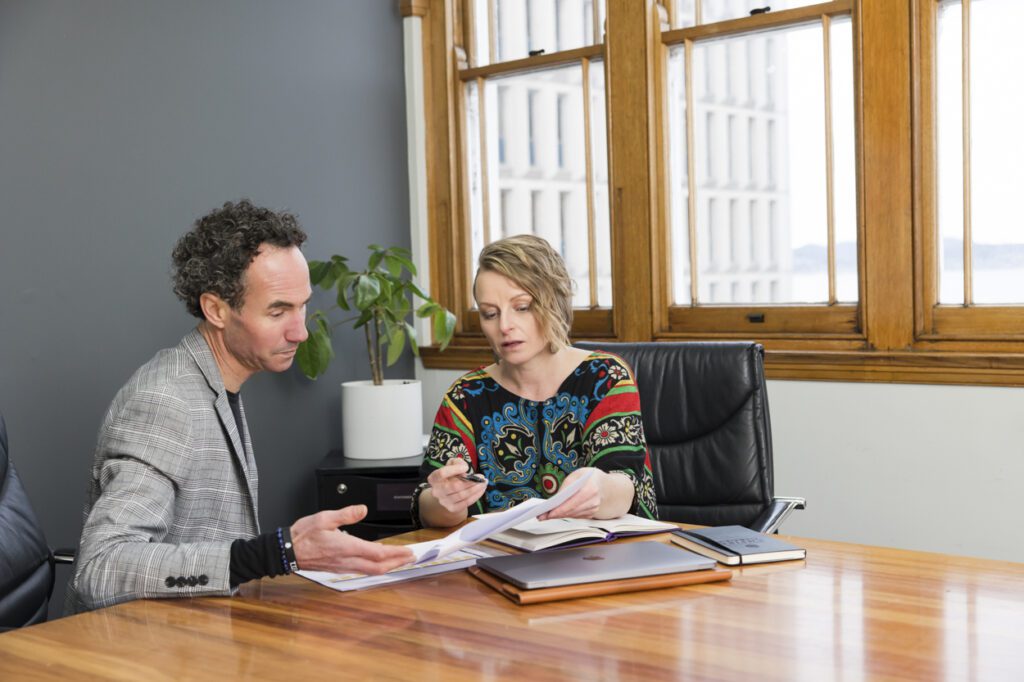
[66,200,412,613]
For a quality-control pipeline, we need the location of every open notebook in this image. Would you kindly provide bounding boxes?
[482,513,676,552]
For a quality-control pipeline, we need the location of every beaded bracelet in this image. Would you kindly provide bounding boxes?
[276,527,299,574]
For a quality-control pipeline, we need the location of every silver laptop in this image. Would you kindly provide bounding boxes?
[475,541,715,589]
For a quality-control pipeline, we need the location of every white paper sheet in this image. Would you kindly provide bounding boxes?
[407,469,595,564]
[297,546,505,593]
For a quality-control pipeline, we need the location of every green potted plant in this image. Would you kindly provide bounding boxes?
[296,244,455,460]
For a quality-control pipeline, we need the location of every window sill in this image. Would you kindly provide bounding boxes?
[420,343,1024,387]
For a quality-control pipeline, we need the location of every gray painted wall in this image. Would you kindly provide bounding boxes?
[0,0,411,619]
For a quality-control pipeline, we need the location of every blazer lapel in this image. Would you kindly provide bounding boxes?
[181,328,260,527]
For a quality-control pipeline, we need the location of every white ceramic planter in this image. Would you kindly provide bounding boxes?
[341,379,423,460]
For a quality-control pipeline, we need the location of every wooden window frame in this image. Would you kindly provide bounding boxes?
[914,0,1024,345]
[656,1,861,341]
[407,0,1024,386]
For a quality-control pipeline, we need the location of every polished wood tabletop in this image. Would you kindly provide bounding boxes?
[1,529,1022,681]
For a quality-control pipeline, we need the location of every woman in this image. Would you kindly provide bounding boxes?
[412,235,657,528]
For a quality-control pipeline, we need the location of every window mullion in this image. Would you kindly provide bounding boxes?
[477,76,492,247]
[582,57,599,307]
[684,38,699,304]
[488,0,497,65]
[961,0,973,305]
[823,13,837,305]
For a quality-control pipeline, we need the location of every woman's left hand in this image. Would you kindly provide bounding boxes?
[537,467,605,520]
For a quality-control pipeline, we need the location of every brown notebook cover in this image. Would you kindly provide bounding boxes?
[468,565,732,605]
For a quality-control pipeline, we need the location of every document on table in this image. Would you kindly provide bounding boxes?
[297,545,506,593]
[407,469,595,565]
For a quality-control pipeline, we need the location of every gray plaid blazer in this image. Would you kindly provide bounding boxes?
[65,328,260,613]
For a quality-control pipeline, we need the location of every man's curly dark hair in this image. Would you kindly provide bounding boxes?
[172,199,308,319]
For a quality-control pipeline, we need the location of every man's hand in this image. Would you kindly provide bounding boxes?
[426,458,487,514]
[290,505,414,575]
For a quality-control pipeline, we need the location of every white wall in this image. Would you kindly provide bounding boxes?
[416,363,1024,563]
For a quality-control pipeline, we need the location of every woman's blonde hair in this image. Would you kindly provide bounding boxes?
[474,235,574,353]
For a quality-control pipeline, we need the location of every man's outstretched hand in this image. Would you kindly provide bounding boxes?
[290,505,414,575]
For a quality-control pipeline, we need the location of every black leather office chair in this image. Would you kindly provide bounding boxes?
[0,412,65,631]
[576,341,804,533]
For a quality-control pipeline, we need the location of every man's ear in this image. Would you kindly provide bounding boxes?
[199,292,233,329]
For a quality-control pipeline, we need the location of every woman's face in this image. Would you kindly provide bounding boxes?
[474,270,548,367]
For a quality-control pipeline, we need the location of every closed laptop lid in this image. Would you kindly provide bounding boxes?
[475,541,716,589]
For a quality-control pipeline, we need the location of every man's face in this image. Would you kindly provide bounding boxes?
[222,244,311,375]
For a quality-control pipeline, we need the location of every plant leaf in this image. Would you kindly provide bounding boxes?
[383,254,403,278]
[308,260,330,287]
[387,253,417,277]
[354,275,381,310]
[295,324,334,379]
[407,282,430,301]
[323,260,349,289]
[385,324,406,366]
[377,277,393,303]
[416,301,439,318]
[353,309,373,329]
[434,309,456,350]
[404,322,419,357]
[392,290,411,319]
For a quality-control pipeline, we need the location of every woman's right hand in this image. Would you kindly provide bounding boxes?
[427,458,488,513]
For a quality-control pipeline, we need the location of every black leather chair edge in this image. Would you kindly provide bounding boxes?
[0,412,74,632]
[576,341,805,534]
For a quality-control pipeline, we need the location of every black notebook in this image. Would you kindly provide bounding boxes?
[669,526,806,566]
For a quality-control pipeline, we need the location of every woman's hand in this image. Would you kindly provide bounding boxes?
[426,458,488,514]
[538,468,635,520]
[538,467,604,520]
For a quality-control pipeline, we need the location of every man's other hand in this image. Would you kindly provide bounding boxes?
[290,505,414,575]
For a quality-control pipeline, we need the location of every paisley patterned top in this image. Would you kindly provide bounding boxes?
[412,351,658,524]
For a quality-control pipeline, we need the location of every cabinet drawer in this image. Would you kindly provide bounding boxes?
[316,473,419,522]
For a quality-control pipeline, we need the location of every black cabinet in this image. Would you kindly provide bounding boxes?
[315,450,422,540]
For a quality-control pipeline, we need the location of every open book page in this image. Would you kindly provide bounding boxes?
[407,469,595,564]
[509,514,675,537]
[483,513,675,551]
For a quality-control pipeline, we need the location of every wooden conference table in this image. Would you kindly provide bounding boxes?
[1,528,1022,681]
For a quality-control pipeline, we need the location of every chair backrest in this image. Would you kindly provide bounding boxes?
[576,341,774,527]
[0,412,54,630]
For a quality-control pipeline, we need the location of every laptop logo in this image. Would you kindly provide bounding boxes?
[582,555,604,561]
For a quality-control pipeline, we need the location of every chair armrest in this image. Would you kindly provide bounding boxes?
[52,548,76,564]
[749,496,806,535]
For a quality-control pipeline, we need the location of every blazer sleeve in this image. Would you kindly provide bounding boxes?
[69,390,234,612]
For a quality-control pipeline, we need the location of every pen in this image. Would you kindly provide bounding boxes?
[459,472,486,484]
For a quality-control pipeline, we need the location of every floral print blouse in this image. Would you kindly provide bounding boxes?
[412,351,658,524]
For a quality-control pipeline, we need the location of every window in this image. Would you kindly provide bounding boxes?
[409,0,1024,385]
[665,3,858,332]
[433,0,612,342]
[919,0,1024,340]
